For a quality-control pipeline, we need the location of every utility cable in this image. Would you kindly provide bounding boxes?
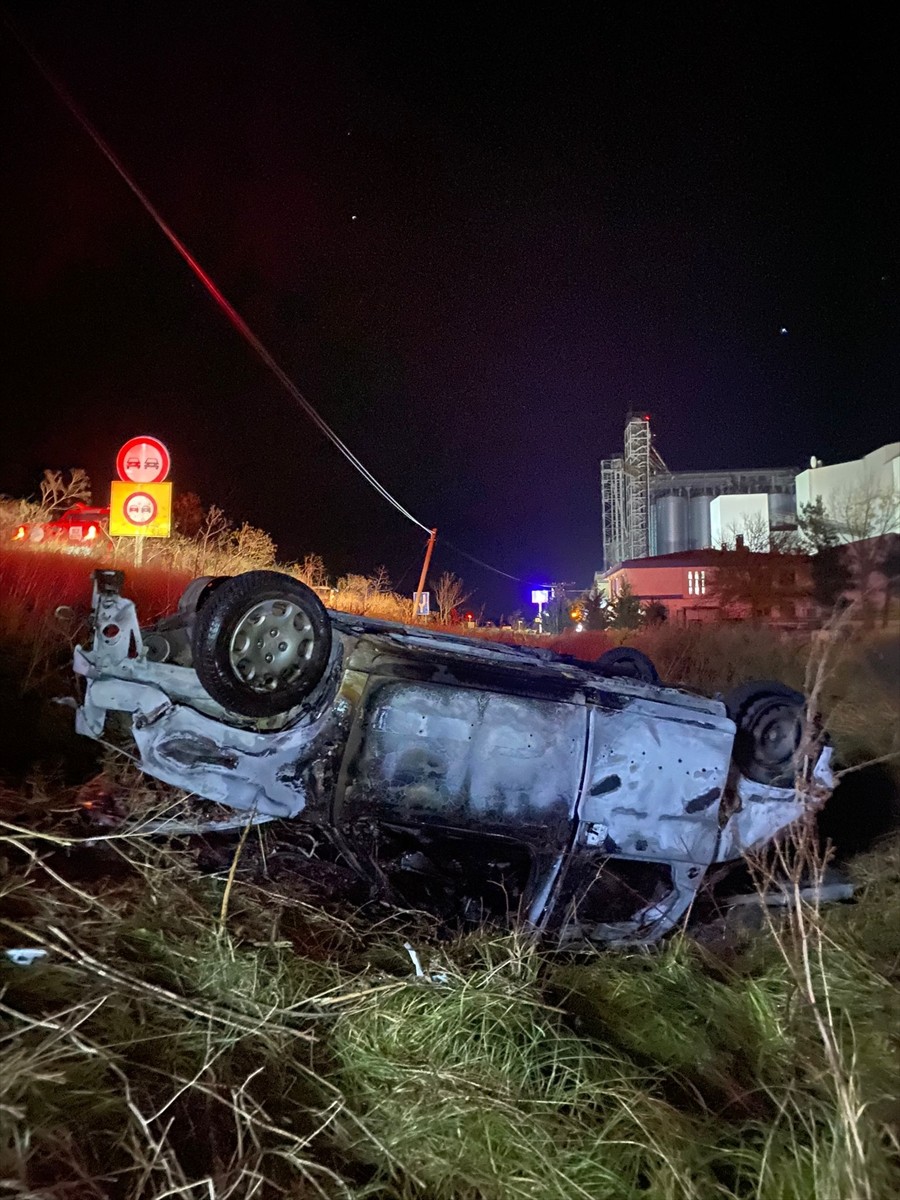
[4,14,428,533]
[4,12,524,583]
[440,540,522,582]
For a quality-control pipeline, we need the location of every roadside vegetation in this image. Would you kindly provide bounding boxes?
[0,480,898,1199]
[1,477,415,623]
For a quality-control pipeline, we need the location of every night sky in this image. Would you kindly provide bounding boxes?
[1,3,896,613]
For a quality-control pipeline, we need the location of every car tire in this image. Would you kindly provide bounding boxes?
[595,646,660,684]
[725,680,806,787]
[191,571,333,717]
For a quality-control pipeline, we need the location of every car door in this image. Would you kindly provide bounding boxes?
[537,685,735,943]
[338,675,587,843]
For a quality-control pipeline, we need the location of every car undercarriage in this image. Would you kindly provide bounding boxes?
[70,569,836,946]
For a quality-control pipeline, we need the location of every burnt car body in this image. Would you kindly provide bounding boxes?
[71,569,833,945]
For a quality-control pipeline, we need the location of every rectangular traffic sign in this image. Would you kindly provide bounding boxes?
[109,481,173,538]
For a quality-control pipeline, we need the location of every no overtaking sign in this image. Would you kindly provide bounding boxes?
[116,436,171,484]
[110,436,173,539]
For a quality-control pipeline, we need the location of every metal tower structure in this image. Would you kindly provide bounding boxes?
[600,456,627,568]
[624,415,656,559]
[601,414,667,568]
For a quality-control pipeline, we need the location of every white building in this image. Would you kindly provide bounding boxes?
[794,443,900,540]
[709,493,771,549]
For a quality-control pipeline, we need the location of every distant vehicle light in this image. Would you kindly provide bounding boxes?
[9,505,109,549]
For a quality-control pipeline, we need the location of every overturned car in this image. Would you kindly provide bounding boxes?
[71,569,834,945]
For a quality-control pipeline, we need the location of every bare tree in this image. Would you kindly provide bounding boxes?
[709,544,806,621]
[370,565,393,595]
[829,485,899,545]
[431,571,471,623]
[194,505,231,572]
[37,468,92,516]
[826,486,900,625]
[721,512,799,554]
[722,512,771,553]
[294,553,328,590]
[229,522,277,569]
[172,491,204,537]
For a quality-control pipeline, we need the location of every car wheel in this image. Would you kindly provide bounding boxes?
[595,646,660,684]
[191,571,333,717]
[725,680,806,787]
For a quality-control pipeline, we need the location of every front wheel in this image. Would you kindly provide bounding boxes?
[191,571,333,717]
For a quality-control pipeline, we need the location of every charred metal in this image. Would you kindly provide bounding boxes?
[70,569,836,946]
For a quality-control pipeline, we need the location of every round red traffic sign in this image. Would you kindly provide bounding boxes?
[116,436,171,484]
[122,491,158,527]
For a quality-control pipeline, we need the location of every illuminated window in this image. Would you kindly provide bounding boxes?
[687,570,706,596]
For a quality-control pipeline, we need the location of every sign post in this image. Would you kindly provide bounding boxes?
[531,588,549,634]
[111,437,173,565]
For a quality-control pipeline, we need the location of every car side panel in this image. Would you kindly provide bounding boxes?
[578,697,734,864]
[337,678,587,846]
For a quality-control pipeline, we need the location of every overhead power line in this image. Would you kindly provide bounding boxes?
[440,539,523,582]
[4,15,428,535]
[4,13,524,584]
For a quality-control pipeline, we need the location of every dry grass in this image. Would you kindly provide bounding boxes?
[2,803,898,1199]
[1,546,899,1198]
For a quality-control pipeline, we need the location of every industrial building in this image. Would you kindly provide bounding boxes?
[795,443,900,539]
[600,415,798,568]
[596,427,899,624]
[601,418,899,571]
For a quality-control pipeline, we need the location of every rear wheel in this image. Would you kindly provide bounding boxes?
[595,646,660,685]
[191,571,332,717]
[725,680,806,786]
